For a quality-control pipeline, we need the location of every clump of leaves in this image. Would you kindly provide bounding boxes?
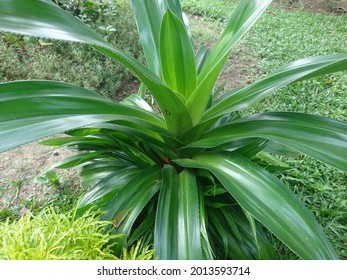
[0,207,119,260]
[0,0,346,260]
[52,0,119,23]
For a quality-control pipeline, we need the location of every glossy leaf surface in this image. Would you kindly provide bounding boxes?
[175,153,339,260]
[155,166,201,259]
[190,112,347,170]
[204,54,347,120]
[0,0,193,134]
[102,166,161,254]
[0,81,164,152]
[131,0,183,76]
[160,10,197,98]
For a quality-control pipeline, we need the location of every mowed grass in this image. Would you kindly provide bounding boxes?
[182,0,347,259]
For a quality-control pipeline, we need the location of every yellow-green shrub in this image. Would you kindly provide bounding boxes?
[0,207,119,260]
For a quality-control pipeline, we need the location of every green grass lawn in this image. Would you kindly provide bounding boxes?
[182,0,347,259]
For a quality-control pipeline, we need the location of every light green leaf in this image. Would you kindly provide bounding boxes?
[160,10,197,98]
[122,94,155,113]
[190,112,347,170]
[175,153,339,260]
[131,0,184,76]
[195,45,211,74]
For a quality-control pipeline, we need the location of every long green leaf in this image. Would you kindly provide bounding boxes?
[160,10,197,98]
[177,169,202,259]
[204,54,347,120]
[154,165,179,259]
[189,112,347,170]
[0,0,193,134]
[131,0,183,76]
[0,81,165,152]
[186,0,272,124]
[175,153,339,260]
[155,166,202,259]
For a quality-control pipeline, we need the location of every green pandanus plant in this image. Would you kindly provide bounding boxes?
[0,0,346,259]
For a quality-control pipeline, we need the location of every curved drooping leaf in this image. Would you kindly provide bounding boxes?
[204,54,347,120]
[102,166,162,255]
[78,166,142,212]
[0,0,193,134]
[155,166,202,259]
[131,0,184,76]
[48,151,107,169]
[160,10,197,98]
[0,81,165,152]
[79,160,132,187]
[189,112,347,170]
[175,153,339,260]
[186,0,272,124]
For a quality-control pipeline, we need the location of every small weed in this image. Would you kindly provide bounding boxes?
[34,170,61,189]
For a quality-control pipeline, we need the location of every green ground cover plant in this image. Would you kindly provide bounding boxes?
[0,0,346,260]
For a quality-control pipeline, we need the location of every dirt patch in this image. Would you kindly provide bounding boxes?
[273,0,347,13]
[0,138,79,209]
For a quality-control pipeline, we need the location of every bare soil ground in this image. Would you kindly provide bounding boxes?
[273,0,347,13]
[0,139,78,209]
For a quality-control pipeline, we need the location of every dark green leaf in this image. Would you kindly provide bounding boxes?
[0,0,193,134]
[102,166,161,255]
[155,166,202,259]
[175,153,339,259]
[0,81,165,152]
[190,112,347,170]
